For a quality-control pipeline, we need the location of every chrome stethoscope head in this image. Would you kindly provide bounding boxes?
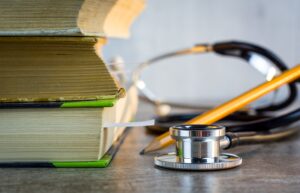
[154,124,242,170]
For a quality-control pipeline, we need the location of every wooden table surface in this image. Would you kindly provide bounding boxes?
[1,105,300,193]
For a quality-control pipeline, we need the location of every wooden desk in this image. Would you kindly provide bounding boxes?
[1,106,300,193]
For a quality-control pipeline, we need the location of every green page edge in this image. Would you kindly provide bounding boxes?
[52,155,112,168]
[51,128,130,168]
[61,99,116,108]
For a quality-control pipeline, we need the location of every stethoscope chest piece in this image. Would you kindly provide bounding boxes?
[154,125,242,170]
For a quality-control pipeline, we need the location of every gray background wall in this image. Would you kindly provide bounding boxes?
[103,0,300,106]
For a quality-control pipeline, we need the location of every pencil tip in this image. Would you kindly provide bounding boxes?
[139,149,145,155]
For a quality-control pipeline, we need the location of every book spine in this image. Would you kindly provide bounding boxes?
[0,99,116,108]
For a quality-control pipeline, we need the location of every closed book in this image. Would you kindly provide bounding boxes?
[0,37,124,103]
[0,87,138,167]
[0,0,145,38]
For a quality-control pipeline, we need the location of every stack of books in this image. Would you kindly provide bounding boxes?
[0,0,144,167]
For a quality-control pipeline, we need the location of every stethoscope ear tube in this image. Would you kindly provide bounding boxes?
[226,107,300,132]
[212,41,298,112]
[149,105,300,134]
[225,126,298,149]
[213,41,287,71]
[135,40,298,117]
[135,40,299,136]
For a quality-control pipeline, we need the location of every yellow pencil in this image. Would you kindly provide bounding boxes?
[140,64,300,154]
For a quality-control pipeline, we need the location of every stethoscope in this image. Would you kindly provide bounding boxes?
[132,41,298,117]
[154,124,297,170]
[128,40,300,170]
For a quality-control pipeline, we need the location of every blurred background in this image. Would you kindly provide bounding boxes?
[103,0,300,106]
